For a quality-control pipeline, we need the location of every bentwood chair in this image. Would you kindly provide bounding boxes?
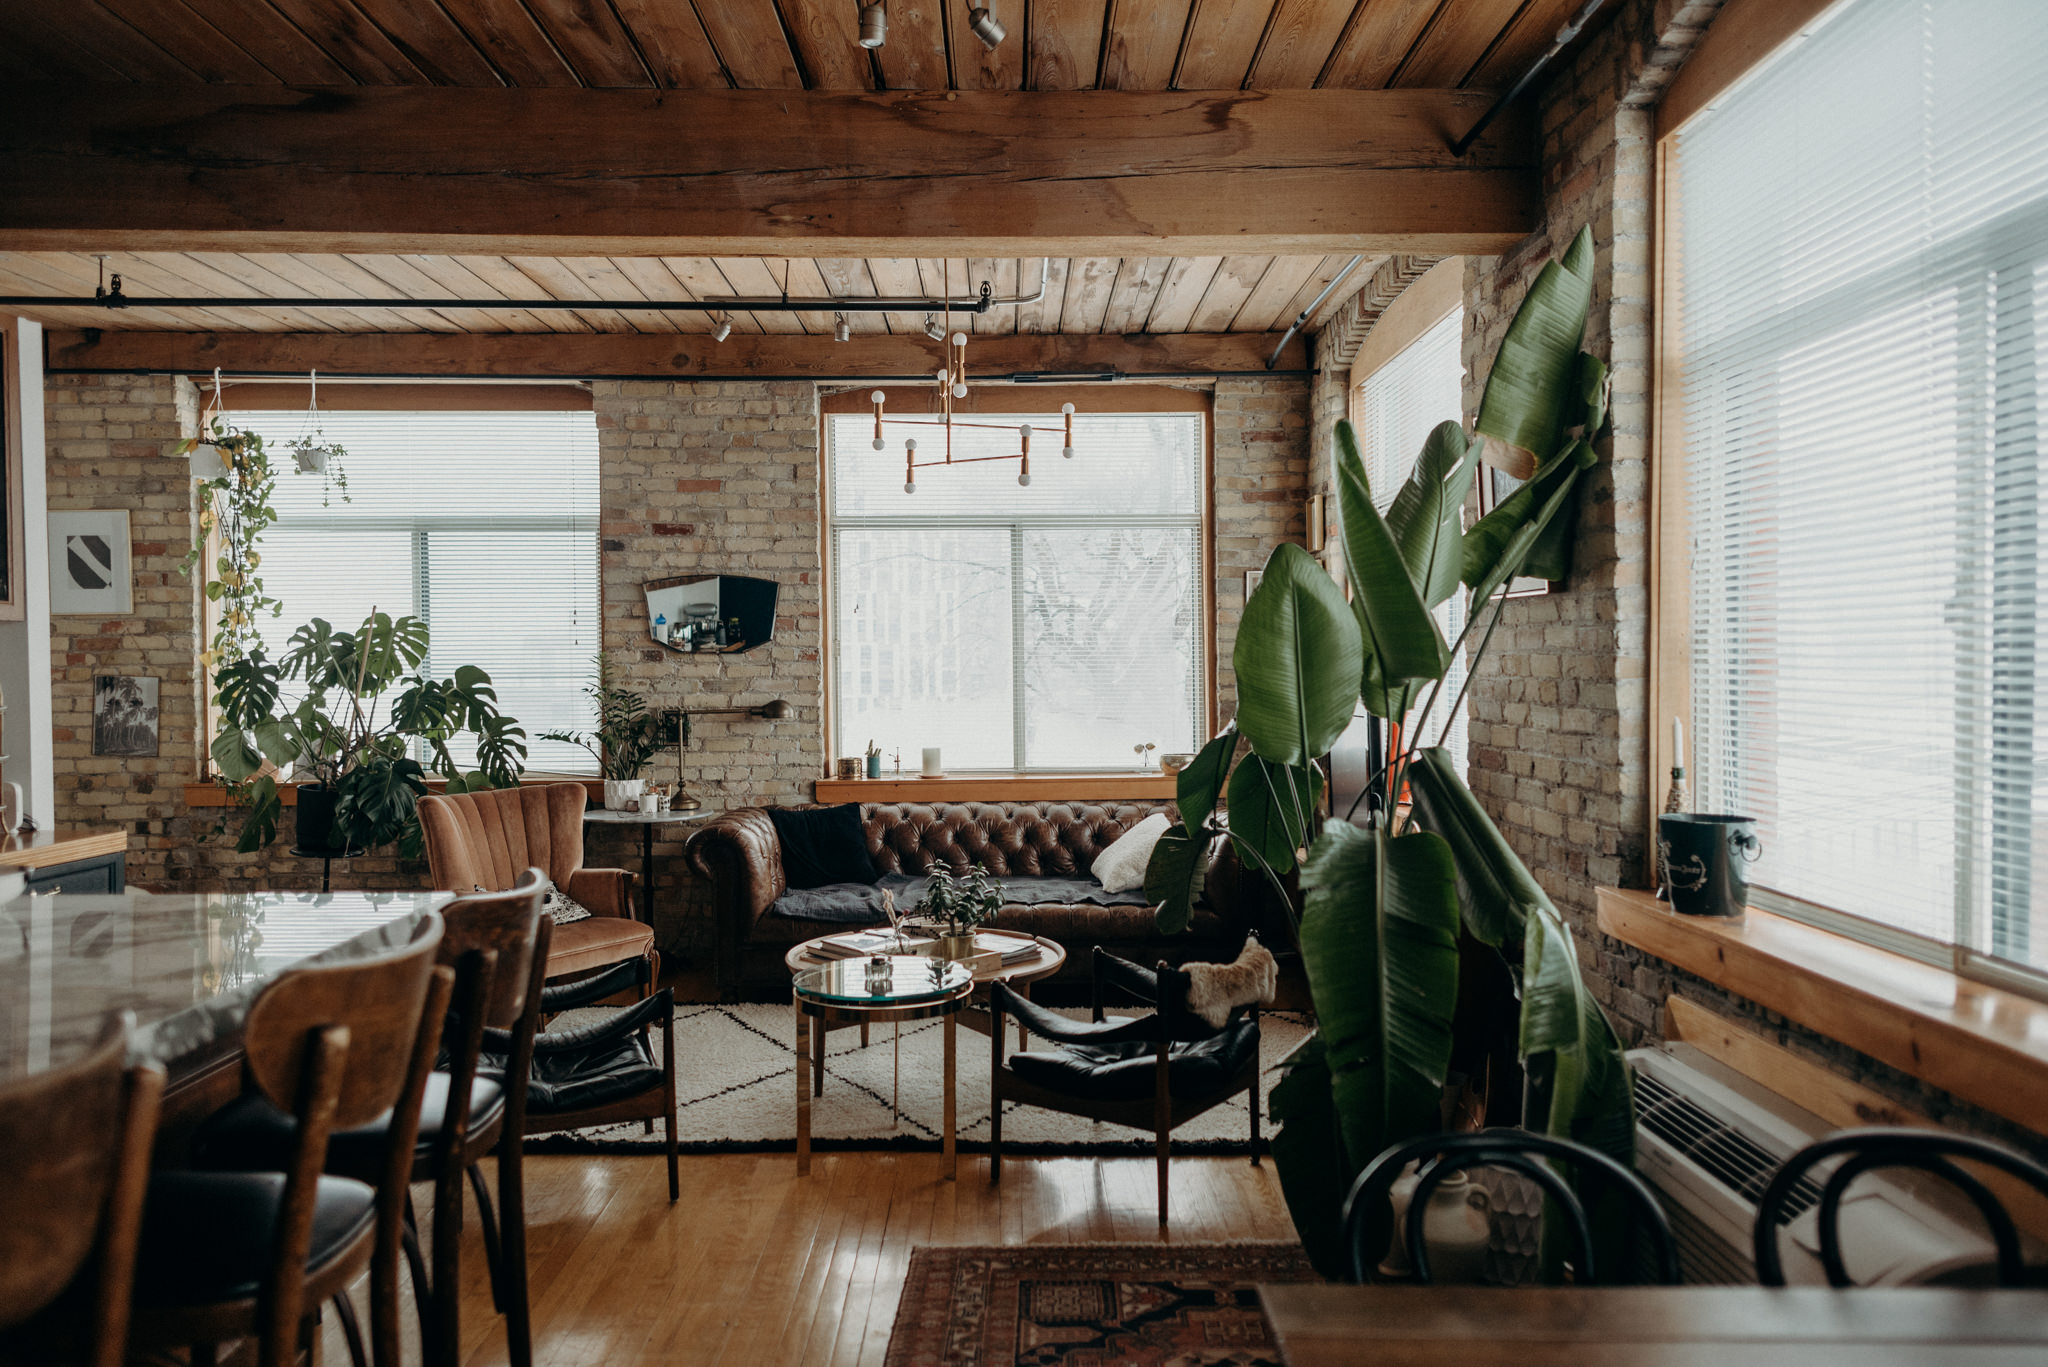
[988,948,1261,1224]
[1340,1130,1680,1286]
[1755,1128,2048,1287]
[131,912,451,1367]
[0,1016,162,1367]
[194,876,552,1367]
[419,784,654,987]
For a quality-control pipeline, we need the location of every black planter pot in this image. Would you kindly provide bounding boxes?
[1657,813,1761,918]
[293,782,350,855]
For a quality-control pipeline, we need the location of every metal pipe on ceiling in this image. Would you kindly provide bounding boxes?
[0,258,1054,319]
[1263,254,1366,372]
[1450,0,1611,158]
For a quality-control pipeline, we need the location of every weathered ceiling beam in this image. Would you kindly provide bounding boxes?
[1,87,1536,257]
[43,328,1310,380]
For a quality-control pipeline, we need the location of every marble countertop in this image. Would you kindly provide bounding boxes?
[581,807,715,824]
[0,889,448,1083]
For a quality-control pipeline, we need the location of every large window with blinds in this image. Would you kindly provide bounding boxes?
[234,406,601,774]
[1355,306,1469,774]
[826,403,1206,771]
[1670,0,2048,983]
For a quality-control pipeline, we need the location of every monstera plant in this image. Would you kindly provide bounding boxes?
[211,611,528,857]
[1145,227,1634,1275]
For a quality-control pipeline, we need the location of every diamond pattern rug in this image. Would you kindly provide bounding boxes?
[523,1002,1312,1155]
[884,1243,1320,1367]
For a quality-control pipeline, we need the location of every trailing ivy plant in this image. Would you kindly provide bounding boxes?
[1144,227,1633,1276]
[176,421,283,669]
[212,610,528,856]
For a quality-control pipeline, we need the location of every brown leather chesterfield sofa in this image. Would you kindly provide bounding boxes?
[686,800,1258,1001]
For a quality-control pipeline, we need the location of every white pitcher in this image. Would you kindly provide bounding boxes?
[1380,1160,1495,1283]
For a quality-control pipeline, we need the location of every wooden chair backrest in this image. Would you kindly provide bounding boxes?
[243,911,444,1130]
[439,871,547,1031]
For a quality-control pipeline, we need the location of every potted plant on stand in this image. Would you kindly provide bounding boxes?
[540,654,666,810]
[211,610,528,856]
[915,863,1005,959]
[1145,227,1636,1278]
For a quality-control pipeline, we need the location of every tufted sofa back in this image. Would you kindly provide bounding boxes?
[861,800,1173,878]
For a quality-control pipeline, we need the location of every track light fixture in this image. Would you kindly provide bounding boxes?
[967,5,1005,48]
[712,314,732,342]
[923,314,946,341]
[834,313,851,342]
[858,1,887,48]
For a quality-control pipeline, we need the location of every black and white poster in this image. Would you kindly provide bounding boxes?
[47,509,132,614]
[92,675,159,757]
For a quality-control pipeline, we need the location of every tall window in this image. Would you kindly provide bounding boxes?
[827,404,1206,771]
[238,406,601,773]
[1672,0,2048,982]
[1355,305,1469,774]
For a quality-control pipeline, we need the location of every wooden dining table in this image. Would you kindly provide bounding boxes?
[0,888,448,1153]
[1259,1284,2048,1366]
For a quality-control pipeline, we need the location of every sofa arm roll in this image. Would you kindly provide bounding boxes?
[686,807,787,931]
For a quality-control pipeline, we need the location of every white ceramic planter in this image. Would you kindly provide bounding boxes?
[188,442,228,479]
[294,444,330,473]
[604,778,646,811]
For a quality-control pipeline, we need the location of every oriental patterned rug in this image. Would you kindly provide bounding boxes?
[884,1243,1319,1367]
[524,1002,1312,1154]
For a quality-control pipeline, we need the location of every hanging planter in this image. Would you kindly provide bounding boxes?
[188,441,229,480]
[292,442,331,474]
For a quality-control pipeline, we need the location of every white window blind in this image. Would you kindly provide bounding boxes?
[1674,0,2048,981]
[1356,306,1470,775]
[828,409,1205,770]
[235,408,601,774]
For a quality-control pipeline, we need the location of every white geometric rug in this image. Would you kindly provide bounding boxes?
[524,1002,1313,1156]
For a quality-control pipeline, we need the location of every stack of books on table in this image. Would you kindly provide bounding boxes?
[807,930,927,961]
[973,933,1041,966]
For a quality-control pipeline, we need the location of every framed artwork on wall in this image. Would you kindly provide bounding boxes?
[1476,466,1558,599]
[47,509,132,615]
[92,675,159,757]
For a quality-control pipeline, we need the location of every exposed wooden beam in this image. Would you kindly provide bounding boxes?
[43,328,1310,378]
[1,86,1536,257]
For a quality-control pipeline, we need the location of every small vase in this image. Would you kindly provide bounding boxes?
[604,778,646,812]
[1380,1162,1494,1283]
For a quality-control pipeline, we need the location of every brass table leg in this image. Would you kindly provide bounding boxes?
[942,1010,957,1181]
[796,1006,812,1176]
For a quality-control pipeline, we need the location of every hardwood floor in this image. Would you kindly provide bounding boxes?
[345,1150,1295,1367]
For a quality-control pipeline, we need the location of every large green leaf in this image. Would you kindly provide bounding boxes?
[1461,437,1598,607]
[1383,419,1476,610]
[232,775,282,854]
[1267,1035,1355,1279]
[1335,423,1448,717]
[1404,746,1553,946]
[1473,225,1596,477]
[1226,755,1322,878]
[1144,824,1210,935]
[1232,542,1362,766]
[211,726,263,783]
[1174,728,1237,834]
[1298,818,1462,1170]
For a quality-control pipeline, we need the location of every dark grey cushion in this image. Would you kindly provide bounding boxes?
[765,881,895,924]
[884,872,1153,910]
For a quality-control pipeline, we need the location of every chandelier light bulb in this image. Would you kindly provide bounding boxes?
[967,5,1006,49]
[1017,471,1031,486]
[952,382,968,398]
[858,1,887,48]
[952,331,968,347]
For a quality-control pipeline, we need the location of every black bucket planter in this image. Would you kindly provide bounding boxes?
[1657,813,1762,918]
[293,782,350,856]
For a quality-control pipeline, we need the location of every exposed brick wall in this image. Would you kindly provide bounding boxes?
[41,372,1310,966]
[1212,375,1309,724]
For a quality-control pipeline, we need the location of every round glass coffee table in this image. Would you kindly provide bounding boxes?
[791,955,973,1178]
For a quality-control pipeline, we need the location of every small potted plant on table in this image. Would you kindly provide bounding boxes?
[915,863,1005,960]
[541,654,666,810]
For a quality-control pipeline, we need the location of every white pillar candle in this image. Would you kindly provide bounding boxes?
[1673,717,1684,770]
[921,747,943,777]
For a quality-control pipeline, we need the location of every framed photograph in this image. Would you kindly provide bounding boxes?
[1476,466,1557,599]
[93,675,160,757]
[48,509,132,614]
[1244,569,1263,599]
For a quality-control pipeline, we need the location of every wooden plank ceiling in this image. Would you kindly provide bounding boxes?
[0,252,1387,336]
[0,1,1583,94]
[0,2,1574,335]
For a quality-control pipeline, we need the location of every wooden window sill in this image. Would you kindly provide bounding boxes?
[182,775,603,808]
[1595,886,2048,1134]
[814,774,1177,803]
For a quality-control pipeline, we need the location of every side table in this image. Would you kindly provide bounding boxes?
[581,806,714,922]
[792,956,973,1179]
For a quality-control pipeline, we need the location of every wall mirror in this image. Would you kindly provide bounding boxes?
[644,574,779,654]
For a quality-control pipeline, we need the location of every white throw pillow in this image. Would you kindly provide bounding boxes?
[1091,811,1172,894]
